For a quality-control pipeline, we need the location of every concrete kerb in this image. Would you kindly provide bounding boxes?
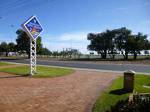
[1,61,150,75]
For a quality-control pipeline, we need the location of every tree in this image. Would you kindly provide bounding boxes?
[0,42,16,56]
[145,39,150,50]
[113,27,132,60]
[36,37,43,54]
[0,42,9,56]
[87,30,115,59]
[8,42,16,52]
[16,29,43,58]
[128,33,148,59]
[52,51,59,58]
[40,47,52,55]
[69,48,81,59]
[63,48,81,59]
[87,27,150,60]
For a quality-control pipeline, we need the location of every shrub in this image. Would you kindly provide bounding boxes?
[106,95,150,112]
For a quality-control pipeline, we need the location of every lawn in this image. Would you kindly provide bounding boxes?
[93,75,150,112]
[0,62,14,66]
[135,75,150,93]
[0,65,74,78]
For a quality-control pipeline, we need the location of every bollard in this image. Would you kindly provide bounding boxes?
[124,70,135,92]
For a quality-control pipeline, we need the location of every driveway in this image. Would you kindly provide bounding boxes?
[0,70,120,112]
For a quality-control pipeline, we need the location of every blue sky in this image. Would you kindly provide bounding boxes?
[0,0,150,53]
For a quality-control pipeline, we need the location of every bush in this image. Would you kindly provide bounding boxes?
[106,95,150,112]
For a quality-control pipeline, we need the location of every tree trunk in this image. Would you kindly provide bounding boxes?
[121,51,126,60]
[101,53,107,59]
[125,55,128,60]
[6,52,8,57]
[125,52,128,60]
[112,54,115,59]
[28,53,30,59]
[133,53,137,60]
[109,54,115,59]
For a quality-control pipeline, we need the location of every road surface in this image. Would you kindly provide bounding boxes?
[2,59,150,74]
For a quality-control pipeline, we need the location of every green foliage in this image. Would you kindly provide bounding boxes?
[93,75,150,112]
[40,47,52,55]
[51,48,81,59]
[107,95,150,112]
[8,42,16,52]
[88,27,150,60]
[16,29,30,57]
[60,48,81,58]
[0,42,8,56]
[36,36,43,54]
[16,29,43,58]
[113,27,132,60]
[0,29,51,57]
[87,30,116,59]
[0,42,16,56]
[125,30,149,60]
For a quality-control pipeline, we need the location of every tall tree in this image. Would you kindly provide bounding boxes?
[16,29,42,58]
[113,27,132,60]
[128,33,148,59]
[87,27,150,60]
[87,30,115,59]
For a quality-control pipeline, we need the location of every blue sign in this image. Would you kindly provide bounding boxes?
[22,16,43,40]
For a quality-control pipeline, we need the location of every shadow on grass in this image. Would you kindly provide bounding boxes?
[109,88,131,95]
[0,74,29,79]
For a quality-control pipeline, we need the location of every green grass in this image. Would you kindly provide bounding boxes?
[0,65,74,78]
[135,75,150,93]
[0,62,14,66]
[93,75,150,112]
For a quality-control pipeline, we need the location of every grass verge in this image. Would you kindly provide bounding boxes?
[0,62,14,66]
[0,65,74,78]
[93,75,150,112]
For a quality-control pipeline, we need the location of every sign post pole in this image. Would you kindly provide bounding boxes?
[22,15,43,76]
[30,38,37,75]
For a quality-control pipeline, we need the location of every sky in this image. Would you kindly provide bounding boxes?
[0,0,150,54]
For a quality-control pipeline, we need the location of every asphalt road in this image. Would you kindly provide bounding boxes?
[2,59,150,74]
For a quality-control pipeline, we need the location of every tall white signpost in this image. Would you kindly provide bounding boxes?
[22,16,43,75]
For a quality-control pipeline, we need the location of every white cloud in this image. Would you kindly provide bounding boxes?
[44,41,90,54]
[42,31,93,54]
[42,31,99,42]
[59,32,87,41]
